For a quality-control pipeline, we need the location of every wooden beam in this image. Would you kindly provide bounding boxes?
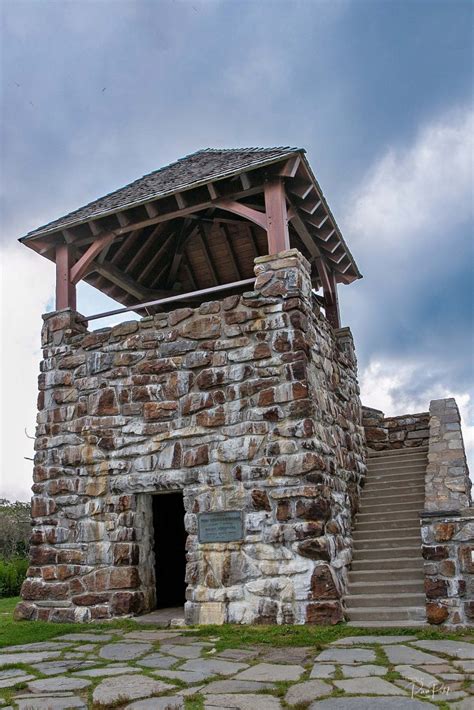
[138,231,174,283]
[89,259,170,301]
[175,192,186,210]
[116,212,131,228]
[55,243,76,310]
[124,225,162,275]
[144,202,159,219]
[288,179,313,200]
[314,257,340,328]
[111,229,143,266]
[198,226,219,284]
[70,231,117,285]
[207,183,219,200]
[221,224,241,280]
[166,222,198,289]
[263,178,290,254]
[240,173,251,190]
[214,198,268,231]
[277,155,301,177]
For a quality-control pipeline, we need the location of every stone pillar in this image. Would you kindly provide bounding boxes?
[425,398,471,512]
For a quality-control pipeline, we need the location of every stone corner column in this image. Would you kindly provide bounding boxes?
[253,248,312,301]
[42,309,89,347]
[426,397,471,512]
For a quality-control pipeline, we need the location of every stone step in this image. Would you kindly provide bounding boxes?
[359,499,423,513]
[362,489,425,503]
[351,556,424,571]
[365,472,426,487]
[355,509,421,522]
[368,446,428,461]
[349,568,424,583]
[355,517,420,532]
[345,592,426,608]
[346,607,427,623]
[353,545,421,560]
[348,580,424,595]
[353,536,421,551]
[363,482,425,495]
[353,526,420,541]
[367,462,427,474]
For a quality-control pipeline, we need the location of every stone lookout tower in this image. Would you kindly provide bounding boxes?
[17,147,472,627]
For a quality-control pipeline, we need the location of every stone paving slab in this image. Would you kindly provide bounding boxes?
[160,643,206,658]
[259,646,313,664]
[393,664,441,688]
[137,653,179,669]
[92,674,175,704]
[27,677,92,693]
[413,640,474,659]
[0,674,36,689]
[0,651,60,666]
[382,644,445,665]
[56,633,113,642]
[28,660,94,676]
[284,679,332,705]
[204,694,282,709]
[339,664,386,677]
[308,699,437,709]
[233,662,304,682]
[454,660,474,673]
[98,641,153,660]
[15,697,87,710]
[315,648,376,664]
[332,635,417,645]
[154,669,212,683]
[0,642,73,653]
[179,658,249,676]
[74,664,143,677]
[201,680,277,694]
[125,698,184,709]
[333,677,407,695]
[215,648,260,661]
[309,664,336,678]
[124,630,181,641]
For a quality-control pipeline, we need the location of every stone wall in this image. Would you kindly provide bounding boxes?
[421,511,474,626]
[425,398,471,513]
[362,407,429,451]
[16,249,366,625]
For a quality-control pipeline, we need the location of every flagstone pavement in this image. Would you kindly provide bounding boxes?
[0,630,472,709]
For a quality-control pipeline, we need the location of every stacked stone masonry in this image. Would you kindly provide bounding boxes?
[421,512,474,626]
[362,407,430,452]
[16,249,367,625]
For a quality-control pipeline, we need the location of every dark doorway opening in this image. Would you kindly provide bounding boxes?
[152,492,187,608]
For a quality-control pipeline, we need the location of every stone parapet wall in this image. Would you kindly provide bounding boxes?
[16,249,366,625]
[421,510,474,626]
[425,398,471,512]
[362,407,429,451]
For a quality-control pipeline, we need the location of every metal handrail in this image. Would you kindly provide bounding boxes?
[83,278,256,322]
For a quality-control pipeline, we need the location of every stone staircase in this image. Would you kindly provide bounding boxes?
[345,446,428,627]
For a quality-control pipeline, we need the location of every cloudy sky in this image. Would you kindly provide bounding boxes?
[1,0,472,500]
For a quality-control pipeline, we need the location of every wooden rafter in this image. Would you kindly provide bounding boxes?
[220,224,241,280]
[137,229,175,283]
[166,221,198,289]
[124,225,162,275]
[198,225,219,285]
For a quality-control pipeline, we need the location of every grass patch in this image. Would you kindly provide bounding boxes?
[185,694,204,710]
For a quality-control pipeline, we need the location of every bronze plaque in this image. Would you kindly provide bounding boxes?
[197,510,244,543]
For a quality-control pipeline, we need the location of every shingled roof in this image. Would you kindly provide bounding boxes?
[23,147,299,240]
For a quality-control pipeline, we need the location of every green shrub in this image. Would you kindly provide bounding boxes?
[0,556,29,597]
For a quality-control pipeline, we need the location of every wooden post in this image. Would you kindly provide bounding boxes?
[324,268,341,329]
[55,243,76,311]
[264,178,290,254]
